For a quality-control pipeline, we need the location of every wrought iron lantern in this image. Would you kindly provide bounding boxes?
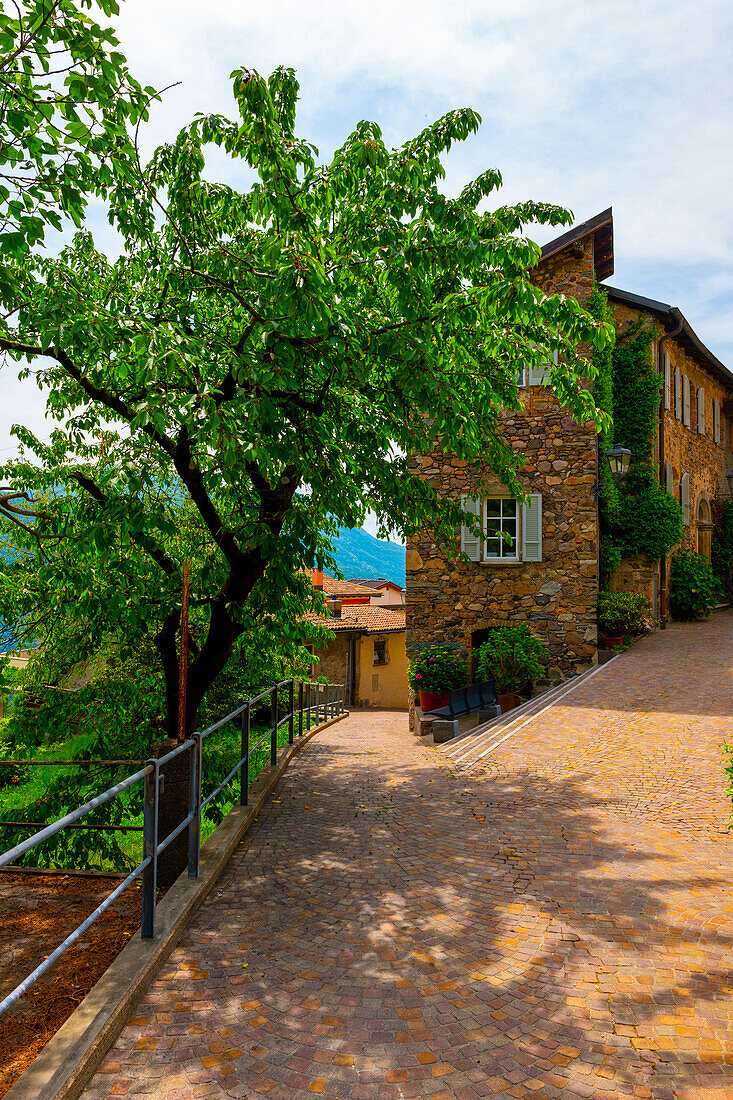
[605,445,632,482]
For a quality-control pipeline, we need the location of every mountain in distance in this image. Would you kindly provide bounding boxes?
[329,526,406,588]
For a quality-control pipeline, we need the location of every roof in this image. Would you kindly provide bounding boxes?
[347,577,404,592]
[539,207,614,281]
[315,573,382,598]
[603,284,733,389]
[306,605,406,635]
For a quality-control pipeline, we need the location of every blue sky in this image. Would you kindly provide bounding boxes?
[1,0,731,538]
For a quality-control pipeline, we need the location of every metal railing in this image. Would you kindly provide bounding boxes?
[0,679,346,1016]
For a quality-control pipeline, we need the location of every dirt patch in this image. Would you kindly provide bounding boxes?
[0,872,141,1097]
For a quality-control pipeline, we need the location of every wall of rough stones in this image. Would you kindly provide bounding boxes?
[406,234,600,681]
[609,301,733,612]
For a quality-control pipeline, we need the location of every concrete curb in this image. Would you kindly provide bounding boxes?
[6,711,348,1100]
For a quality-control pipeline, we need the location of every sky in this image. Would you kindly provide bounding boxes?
[2,0,732,538]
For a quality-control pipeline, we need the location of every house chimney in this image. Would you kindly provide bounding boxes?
[326,597,342,619]
[312,567,324,591]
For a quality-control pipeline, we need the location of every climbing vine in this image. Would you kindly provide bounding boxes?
[596,299,683,583]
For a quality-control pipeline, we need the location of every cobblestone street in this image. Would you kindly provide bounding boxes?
[82,612,733,1100]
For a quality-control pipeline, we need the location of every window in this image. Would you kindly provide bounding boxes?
[460,495,542,563]
[697,386,705,434]
[660,352,669,409]
[682,375,691,428]
[665,460,673,494]
[674,366,682,420]
[373,638,387,665]
[485,497,519,559]
[713,397,721,443]
[680,472,690,526]
[518,349,558,388]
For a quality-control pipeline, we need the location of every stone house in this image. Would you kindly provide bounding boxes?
[605,286,733,613]
[406,208,733,680]
[306,574,408,708]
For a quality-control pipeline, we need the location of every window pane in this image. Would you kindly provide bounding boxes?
[486,518,500,535]
[485,499,501,517]
[485,538,500,558]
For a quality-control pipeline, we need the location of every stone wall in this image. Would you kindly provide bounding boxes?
[406,233,600,680]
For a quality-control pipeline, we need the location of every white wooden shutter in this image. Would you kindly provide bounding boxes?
[521,494,542,562]
[664,352,671,410]
[683,375,691,427]
[460,495,482,561]
[697,387,705,434]
[675,367,682,419]
[665,460,673,494]
[680,473,690,526]
[528,349,557,387]
[713,398,721,443]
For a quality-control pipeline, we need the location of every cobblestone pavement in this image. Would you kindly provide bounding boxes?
[82,614,733,1100]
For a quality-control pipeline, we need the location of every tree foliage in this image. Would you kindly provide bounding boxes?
[0,67,612,740]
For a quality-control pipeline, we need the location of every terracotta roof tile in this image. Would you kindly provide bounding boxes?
[305,605,406,635]
[315,573,381,598]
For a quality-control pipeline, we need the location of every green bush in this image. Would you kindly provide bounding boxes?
[408,646,467,694]
[474,624,549,695]
[712,500,733,601]
[612,466,684,562]
[597,592,651,637]
[669,549,723,621]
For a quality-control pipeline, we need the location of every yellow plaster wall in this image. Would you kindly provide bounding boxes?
[355,633,408,709]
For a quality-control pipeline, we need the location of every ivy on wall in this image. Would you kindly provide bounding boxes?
[595,293,683,583]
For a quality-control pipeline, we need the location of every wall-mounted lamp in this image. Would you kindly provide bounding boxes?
[727,471,733,496]
[606,445,632,482]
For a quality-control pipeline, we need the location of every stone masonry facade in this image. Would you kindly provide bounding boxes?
[406,232,601,681]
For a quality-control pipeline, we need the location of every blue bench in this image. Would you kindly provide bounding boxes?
[424,679,498,720]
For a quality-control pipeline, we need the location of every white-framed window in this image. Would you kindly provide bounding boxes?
[460,495,542,563]
[680,472,690,526]
[664,352,672,411]
[682,375,691,428]
[713,397,721,443]
[697,387,705,434]
[674,366,682,420]
[485,497,519,560]
[517,349,558,388]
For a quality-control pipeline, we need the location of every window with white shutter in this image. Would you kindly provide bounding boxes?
[713,398,721,443]
[460,495,482,561]
[680,473,690,526]
[528,349,558,387]
[521,495,542,562]
[697,387,705,434]
[682,375,691,427]
[664,352,671,410]
[665,460,673,494]
[674,367,682,419]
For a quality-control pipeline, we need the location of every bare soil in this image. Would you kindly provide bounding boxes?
[0,871,141,1097]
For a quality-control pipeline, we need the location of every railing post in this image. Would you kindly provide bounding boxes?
[240,703,250,805]
[188,735,202,879]
[329,683,333,719]
[141,759,159,939]
[288,679,295,744]
[306,681,311,730]
[298,681,303,737]
[270,685,278,766]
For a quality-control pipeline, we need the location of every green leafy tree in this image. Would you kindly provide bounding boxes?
[0,67,611,746]
[0,0,152,258]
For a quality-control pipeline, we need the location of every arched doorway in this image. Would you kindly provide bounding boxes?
[697,496,713,560]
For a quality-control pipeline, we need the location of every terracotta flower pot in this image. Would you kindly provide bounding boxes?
[601,634,624,649]
[497,692,523,713]
[419,689,449,712]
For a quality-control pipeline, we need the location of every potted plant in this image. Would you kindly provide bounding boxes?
[408,646,467,711]
[475,624,548,713]
[596,592,652,648]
